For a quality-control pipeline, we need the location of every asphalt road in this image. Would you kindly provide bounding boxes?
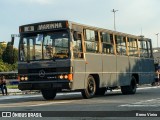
[0,85,160,120]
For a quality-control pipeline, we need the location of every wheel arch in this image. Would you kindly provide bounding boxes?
[90,74,100,89]
[132,73,139,84]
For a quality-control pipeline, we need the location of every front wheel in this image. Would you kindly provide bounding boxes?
[82,75,96,99]
[41,89,57,100]
[121,76,137,95]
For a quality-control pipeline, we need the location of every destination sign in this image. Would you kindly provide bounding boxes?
[20,21,67,33]
[38,23,62,30]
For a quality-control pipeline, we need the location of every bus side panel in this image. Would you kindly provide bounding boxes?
[72,60,86,90]
[85,54,103,87]
[129,57,139,73]
[138,58,154,84]
[102,55,117,87]
[149,59,155,83]
[147,59,155,83]
[117,56,130,86]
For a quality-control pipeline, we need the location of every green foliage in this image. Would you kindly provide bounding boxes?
[0,42,18,72]
[7,85,18,89]
[0,43,6,59]
[2,42,14,64]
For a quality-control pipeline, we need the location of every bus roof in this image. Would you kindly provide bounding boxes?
[19,20,151,40]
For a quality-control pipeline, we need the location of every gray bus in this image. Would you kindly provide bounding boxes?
[16,20,155,100]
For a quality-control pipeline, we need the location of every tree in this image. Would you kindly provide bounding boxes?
[2,42,18,64]
[13,48,18,64]
[0,43,6,59]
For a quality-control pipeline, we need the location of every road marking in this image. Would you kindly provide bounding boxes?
[137,86,160,90]
[120,98,160,107]
[0,100,74,108]
[111,86,160,92]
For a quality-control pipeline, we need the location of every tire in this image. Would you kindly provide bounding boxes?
[41,89,57,100]
[82,75,96,99]
[121,76,137,95]
[95,87,106,95]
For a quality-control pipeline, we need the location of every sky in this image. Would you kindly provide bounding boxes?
[0,0,160,48]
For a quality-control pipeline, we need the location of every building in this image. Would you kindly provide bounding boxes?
[153,48,160,67]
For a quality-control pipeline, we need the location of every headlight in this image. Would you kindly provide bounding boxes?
[24,77,28,80]
[59,75,63,79]
[21,77,24,81]
[64,75,68,79]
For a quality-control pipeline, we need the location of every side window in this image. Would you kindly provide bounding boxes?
[147,41,152,58]
[85,29,98,53]
[115,35,127,55]
[128,38,138,57]
[138,40,149,58]
[101,32,114,54]
[73,32,83,58]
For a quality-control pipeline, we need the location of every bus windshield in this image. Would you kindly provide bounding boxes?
[19,31,69,61]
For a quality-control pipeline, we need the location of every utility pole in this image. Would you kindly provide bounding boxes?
[111,9,118,31]
[156,33,159,48]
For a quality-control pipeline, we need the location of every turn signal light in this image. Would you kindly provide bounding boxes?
[68,74,73,81]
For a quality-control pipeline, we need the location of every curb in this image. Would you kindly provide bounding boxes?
[0,89,40,96]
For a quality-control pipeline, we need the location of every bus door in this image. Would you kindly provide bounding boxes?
[72,31,86,90]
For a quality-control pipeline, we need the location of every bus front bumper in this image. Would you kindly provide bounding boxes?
[18,81,71,90]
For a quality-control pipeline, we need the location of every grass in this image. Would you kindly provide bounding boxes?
[7,85,18,89]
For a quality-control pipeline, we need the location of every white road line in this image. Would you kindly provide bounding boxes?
[120,98,160,107]
[120,104,160,107]
[137,86,160,90]
[112,86,160,92]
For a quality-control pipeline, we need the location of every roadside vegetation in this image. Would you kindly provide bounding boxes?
[0,42,18,72]
[7,85,18,89]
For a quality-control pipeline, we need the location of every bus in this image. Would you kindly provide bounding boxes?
[15,20,155,100]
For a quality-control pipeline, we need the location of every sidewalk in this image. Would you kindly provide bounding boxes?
[0,89,40,96]
[8,89,22,95]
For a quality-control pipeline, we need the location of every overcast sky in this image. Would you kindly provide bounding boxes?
[0,0,160,47]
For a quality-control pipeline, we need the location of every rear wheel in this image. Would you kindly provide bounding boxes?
[41,89,57,100]
[121,76,137,95]
[82,75,96,99]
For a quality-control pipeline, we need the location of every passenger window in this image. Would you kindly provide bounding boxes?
[115,35,127,55]
[147,41,152,58]
[128,38,138,57]
[138,40,149,58]
[101,32,114,54]
[85,29,99,53]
